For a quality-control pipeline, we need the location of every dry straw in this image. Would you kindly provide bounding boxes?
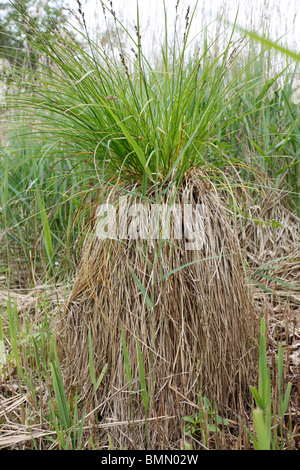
[60,171,256,447]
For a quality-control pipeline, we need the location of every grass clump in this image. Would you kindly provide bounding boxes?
[11,1,259,447]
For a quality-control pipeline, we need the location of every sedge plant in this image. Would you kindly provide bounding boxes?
[249,314,292,450]
[1,0,298,450]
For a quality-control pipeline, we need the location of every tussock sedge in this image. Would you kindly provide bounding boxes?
[0,0,299,450]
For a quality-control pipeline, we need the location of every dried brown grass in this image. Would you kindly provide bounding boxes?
[0,283,67,314]
[60,173,256,448]
[240,192,300,441]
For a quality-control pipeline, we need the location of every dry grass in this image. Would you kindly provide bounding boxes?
[0,283,67,314]
[0,188,298,449]
[241,193,300,447]
[60,172,257,448]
